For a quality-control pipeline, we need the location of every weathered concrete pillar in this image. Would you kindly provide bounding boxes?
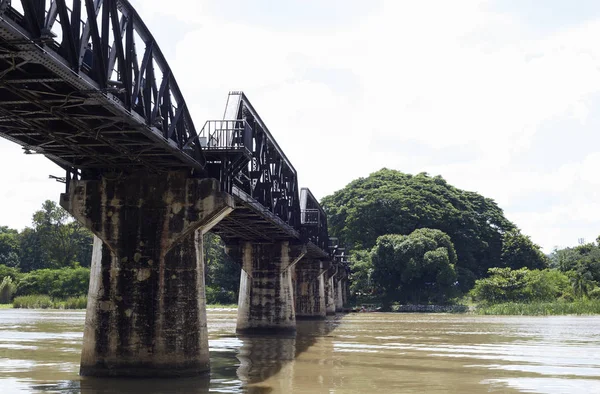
[335,279,344,312]
[325,275,336,315]
[342,278,349,307]
[229,241,306,334]
[60,172,234,377]
[295,260,326,319]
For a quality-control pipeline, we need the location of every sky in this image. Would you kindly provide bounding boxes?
[1,0,600,252]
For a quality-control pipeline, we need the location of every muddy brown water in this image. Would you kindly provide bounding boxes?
[0,309,599,393]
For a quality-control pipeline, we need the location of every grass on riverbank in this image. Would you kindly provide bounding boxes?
[3,295,237,310]
[206,304,237,309]
[13,295,87,309]
[475,299,600,315]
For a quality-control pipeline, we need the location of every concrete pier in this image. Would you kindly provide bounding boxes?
[335,279,344,312]
[61,172,234,377]
[325,275,336,315]
[295,260,326,319]
[230,241,306,334]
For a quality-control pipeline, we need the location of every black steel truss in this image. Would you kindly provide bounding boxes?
[299,187,329,252]
[0,0,205,174]
[0,2,336,259]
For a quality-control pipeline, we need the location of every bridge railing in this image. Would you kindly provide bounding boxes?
[301,209,320,226]
[299,188,329,252]
[197,120,252,153]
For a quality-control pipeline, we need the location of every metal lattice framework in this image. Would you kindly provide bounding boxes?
[0,0,204,173]
[299,187,329,252]
[0,2,337,259]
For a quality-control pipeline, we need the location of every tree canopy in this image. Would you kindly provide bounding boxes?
[371,228,458,307]
[322,169,519,283]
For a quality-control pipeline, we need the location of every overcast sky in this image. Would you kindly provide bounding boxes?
[2,0,600,252]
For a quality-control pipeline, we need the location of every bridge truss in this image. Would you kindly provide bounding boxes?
[0,0,333,258]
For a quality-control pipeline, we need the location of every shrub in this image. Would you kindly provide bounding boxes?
[0,264,21,282]
[16,267,90,298]
[12,294,87,309]
[63,296,88,309]
[589,287,600,300]
[470,268,570,304]
[13,295,53,309]
[0,276,17,303]
[206,286,237,305]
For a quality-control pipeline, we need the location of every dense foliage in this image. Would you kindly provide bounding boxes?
[322,169,519,286]
[470,267,570,304]
[371,229,458,307]
[323,169,549,303]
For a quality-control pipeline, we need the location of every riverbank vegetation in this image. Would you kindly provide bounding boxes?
[322,169,600,315]
[2,169,599,316]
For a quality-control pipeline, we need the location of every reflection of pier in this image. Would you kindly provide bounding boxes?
[236,316,343,392]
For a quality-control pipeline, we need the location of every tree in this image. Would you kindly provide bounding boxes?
[204,233,240,303]
[550,243,600,285]
[501,230,547,270]
[0,226,20,267]
[371,228,458,308]
[18,227,48,272]
[30,200,93,269]
[348,249,374,298]
[322,169,516,284]
[0,276,16,304]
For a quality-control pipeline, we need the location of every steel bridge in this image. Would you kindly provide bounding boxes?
[0,1,350,376]
[0,0,346,260]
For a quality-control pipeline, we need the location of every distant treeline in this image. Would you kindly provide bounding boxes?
[321,168,600,311]
[0,200,240,305]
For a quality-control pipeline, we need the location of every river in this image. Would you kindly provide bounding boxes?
[0,309,599,393]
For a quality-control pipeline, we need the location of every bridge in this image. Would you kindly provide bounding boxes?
[0,0,350,377]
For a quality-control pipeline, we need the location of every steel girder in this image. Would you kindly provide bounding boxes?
[0,0,205,173]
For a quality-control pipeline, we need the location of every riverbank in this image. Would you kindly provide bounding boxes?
[1,296,237,310]
[352,299,600,315]
[475,300,600,315]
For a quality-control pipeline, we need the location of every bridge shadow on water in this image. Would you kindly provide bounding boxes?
[30,315,345,394]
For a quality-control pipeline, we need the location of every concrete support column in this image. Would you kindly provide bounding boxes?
[230,241,306,334]
[295,260,326,319]
[342,278,348,307]
[325,275,336,315]
[335,279,344,312]
[61,172,234,377]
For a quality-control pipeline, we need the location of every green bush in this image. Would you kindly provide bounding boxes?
[470,268,570,304]
[0,276,16,303]
[62,296,88,309]
[13,295,53,309]
[206,286,237,305]
[588,287,600,300]
[16,267,90,298]
[13,294,87,309]
[0,264,21,282]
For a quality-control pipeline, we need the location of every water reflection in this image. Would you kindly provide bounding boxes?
[236,317,342,393]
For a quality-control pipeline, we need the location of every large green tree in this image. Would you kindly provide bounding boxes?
[0,226,20,267]
[371,228,458,308]
[322,169,517,284]
[30,200,93,269]
[501,230,548,270]
[550,242,600,285]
